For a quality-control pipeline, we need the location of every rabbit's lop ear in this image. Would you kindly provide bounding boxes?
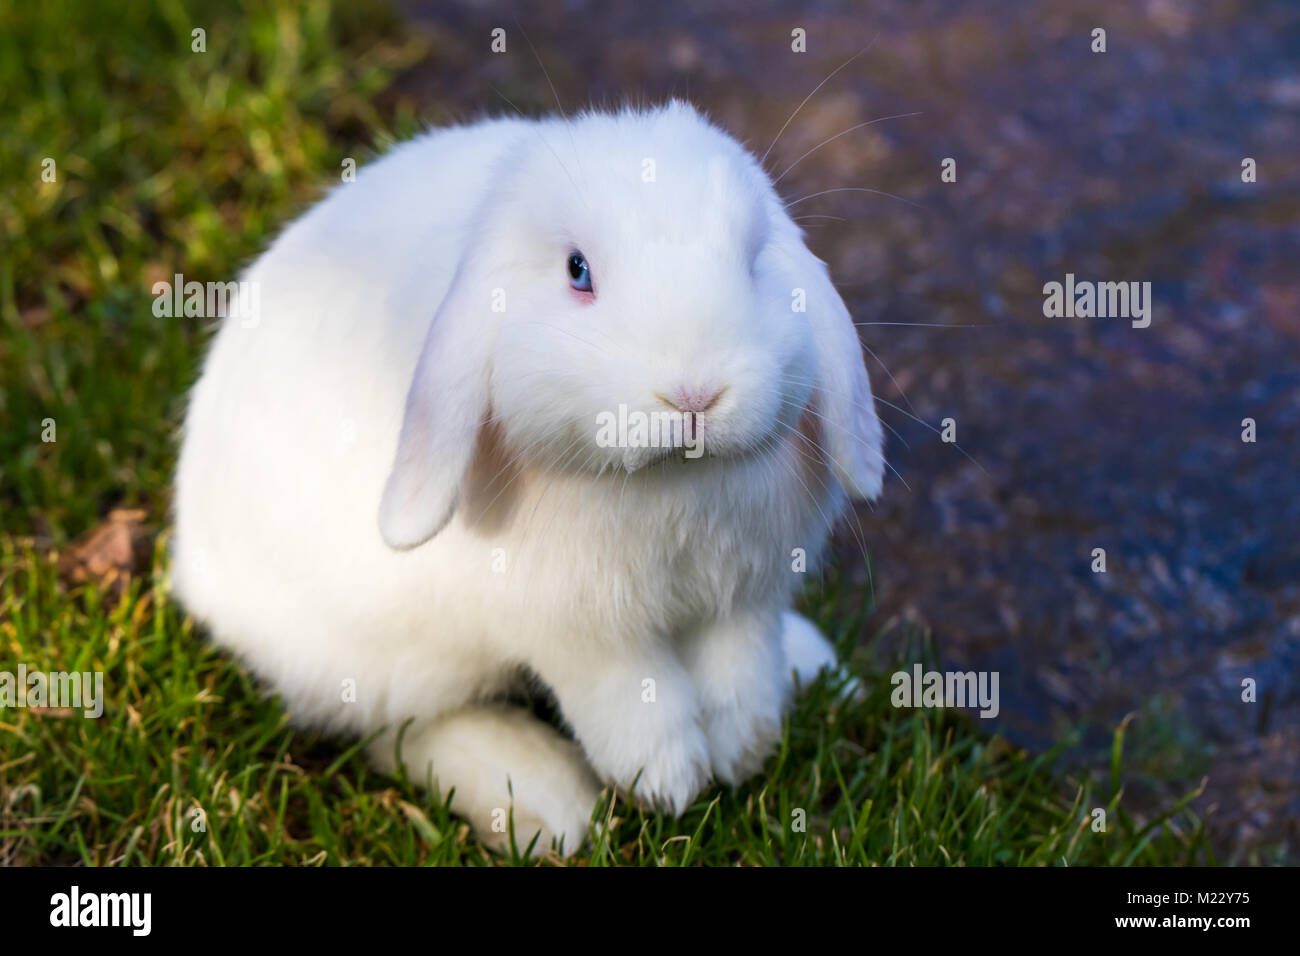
[379,263,493,550]
[778,233,885,501]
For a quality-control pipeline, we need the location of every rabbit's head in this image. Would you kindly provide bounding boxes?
[380,102,883,549]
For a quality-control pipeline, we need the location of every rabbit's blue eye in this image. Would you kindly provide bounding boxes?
[567,252,592,293]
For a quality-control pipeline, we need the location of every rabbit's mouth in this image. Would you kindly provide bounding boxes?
[614,408,807,475]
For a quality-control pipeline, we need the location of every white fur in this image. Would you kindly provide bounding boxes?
[172,102,884,854]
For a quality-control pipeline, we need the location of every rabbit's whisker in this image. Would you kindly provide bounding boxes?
[513,16,588,192]
[872,395,992,479]
[760,37,879,168]
[758,429,873,575]
[755,435,833,558]
[774,374,910,451]
[616,456,634,529]
[778,427,876,568]
[510,430,590,563]
[516,446,604,606]
[489,84,589,215]
[777,396,908,491]
[783,186,925,212]
[512,320,617,356]
[772,112,922,187]
[474,415,585,519]
[857,339,916,414]
[854,321,991,329]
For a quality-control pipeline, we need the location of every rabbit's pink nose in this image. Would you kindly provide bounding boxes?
[659,386,725,414]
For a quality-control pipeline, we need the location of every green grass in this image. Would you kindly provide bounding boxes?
[1,541,1210,865]
[0,0,1210,866]
[0,0,424,537]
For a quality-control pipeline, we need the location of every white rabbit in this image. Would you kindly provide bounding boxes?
[171,101,884,854]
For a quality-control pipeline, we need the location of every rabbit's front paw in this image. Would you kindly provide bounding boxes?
[684,610,791,785]
[620,721,712,815]
[699,690,786,785]
[543,653,711,817]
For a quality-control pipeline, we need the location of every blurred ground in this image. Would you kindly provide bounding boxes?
[391,0,1299,860]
